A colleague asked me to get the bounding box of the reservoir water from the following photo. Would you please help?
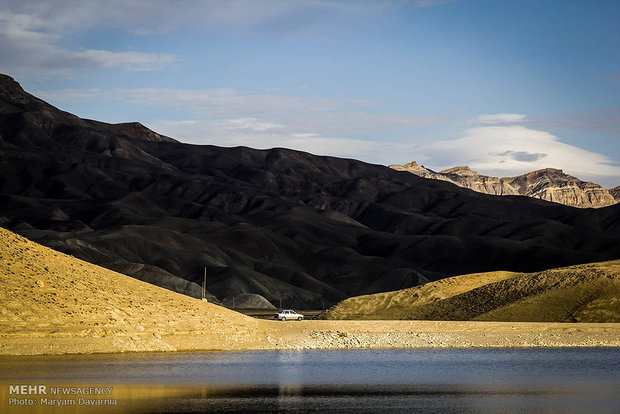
[2,347,619,413]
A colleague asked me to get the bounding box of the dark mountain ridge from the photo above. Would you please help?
[1,74,619,308]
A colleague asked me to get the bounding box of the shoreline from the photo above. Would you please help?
[2,320,619,356]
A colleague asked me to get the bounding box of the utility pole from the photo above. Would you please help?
[202,267,207,301]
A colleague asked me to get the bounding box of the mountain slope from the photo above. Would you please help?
[321,261,620,322]
[0,226,266,354]
[390,161,617,208]
[1,73,620,308]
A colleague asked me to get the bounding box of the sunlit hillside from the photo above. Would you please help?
[322,262,620,322]
[0,227,267,355]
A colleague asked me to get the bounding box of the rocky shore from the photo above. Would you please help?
[262,320,620,351]
[3,320,619,356]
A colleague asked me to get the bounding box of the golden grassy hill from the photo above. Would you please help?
[321,261,620,322]
[0,227,269,355]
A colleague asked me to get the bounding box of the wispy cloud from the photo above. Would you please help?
[0,0,363,76]
[0,9,173,75]
[37,87,445,134]
[1,0,368,44]
[0,0,412,77]
[475,113,527,124]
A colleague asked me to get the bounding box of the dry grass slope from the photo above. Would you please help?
[0,227,268,355]
[322,262,620,322]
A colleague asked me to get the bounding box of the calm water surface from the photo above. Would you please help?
[2,348,619,413]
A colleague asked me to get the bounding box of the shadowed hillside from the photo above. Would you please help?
[1,73,620,308]
[321,261,620,322]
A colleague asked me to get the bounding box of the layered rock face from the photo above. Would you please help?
[440,166,520,196]
[390,161,445,180]
[391,163,519,196]
[506,168,616,208]
[390,162,618,208]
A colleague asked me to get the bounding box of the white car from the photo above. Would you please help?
[274,309,304,321]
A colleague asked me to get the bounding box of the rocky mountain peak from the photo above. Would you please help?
[522,168,564,179]
[389,161,443,180]
[390,160,618,208]
[394,160,425,170]
[396,160,426,171]
[440,166,480,176]
[0,74,20,90]
[0,72,176,144]
[0,74,45,113]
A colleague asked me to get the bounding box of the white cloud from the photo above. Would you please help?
[0,0,388,77]
[0,9,173,75]
[475,113,527,124]
[418,125,620,185]
[292,133,320,138]
[0,0,367,44]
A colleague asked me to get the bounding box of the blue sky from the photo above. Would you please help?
[1,0,619,186]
